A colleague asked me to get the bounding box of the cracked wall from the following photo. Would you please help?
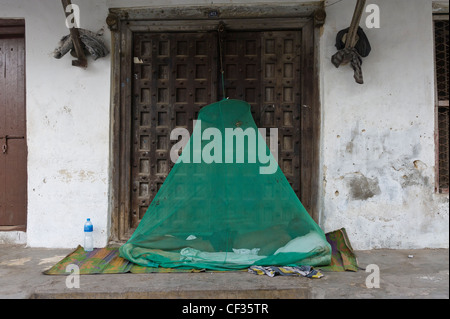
[319,0,449,249]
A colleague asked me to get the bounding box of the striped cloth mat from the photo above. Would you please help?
[43,245,201,275]
[44,228,358,275]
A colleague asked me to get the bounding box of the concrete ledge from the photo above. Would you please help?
[30,288,310,299]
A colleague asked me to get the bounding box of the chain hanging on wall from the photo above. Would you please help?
[217,21,227,100]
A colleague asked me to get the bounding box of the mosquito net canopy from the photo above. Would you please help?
[119,99,331,270]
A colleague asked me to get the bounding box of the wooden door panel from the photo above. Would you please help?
[128,29,303,234]
[130,32,218,230]
[1,139,27,225]
[222,31,302,197]
[0,32,27,228]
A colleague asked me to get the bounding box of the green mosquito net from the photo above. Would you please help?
[119,99,331,270]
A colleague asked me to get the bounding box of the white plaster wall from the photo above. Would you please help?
[320,0,449,249]
[0,0,448,249]
[0,0,111,248]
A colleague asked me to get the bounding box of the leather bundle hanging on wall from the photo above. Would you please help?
[334,26,371,58]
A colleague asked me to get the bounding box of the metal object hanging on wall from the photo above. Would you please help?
[331,0,370,84]
[0,135,25,155]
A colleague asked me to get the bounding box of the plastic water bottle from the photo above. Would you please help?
[84,218,93,252]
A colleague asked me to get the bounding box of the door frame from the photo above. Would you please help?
[107,4,325,242]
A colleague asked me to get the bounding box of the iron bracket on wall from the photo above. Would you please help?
[61,0,88,68]
[331,0,368,84]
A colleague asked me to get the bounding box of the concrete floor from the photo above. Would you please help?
[0,244,448,299]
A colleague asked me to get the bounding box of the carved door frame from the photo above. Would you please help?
[108,4,325,242]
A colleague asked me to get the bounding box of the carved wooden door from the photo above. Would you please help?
[129,30,302,234]
[221,31,302,197]
[130,32,218,230]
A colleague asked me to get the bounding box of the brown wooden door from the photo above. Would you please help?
[130,32,218,231]
[129,29,302,234]
[221,31,302,197]
[0,26,27,229]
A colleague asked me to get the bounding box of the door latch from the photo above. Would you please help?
[0,135,25,154]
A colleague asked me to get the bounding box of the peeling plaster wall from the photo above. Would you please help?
[0,0,111,248]
[320,0,449,249]
[0,0,448,249]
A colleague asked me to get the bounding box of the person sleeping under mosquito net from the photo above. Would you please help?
[121,217,331,268]
[135,217,327,256]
